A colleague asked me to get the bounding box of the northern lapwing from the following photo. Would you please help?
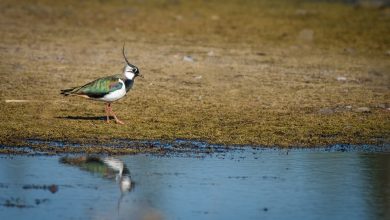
[60,156,132,193]
[61,45,142,124]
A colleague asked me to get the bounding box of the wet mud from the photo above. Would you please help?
[1,138,389,155]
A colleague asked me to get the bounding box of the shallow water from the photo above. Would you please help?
[0,148,389,220]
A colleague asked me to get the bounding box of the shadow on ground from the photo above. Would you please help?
[56,116,113,121]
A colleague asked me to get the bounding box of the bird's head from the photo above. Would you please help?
[122,45,143,80]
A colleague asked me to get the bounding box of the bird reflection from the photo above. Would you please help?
[59,156,132,211]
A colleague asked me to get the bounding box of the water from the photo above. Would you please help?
[0,148,389,220]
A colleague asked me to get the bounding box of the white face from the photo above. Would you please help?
[124,65,136,80]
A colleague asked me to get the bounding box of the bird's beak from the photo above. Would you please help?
[138,74,144,78]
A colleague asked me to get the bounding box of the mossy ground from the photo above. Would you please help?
[0,0,389,152]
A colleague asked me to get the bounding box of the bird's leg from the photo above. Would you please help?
[105,103,110,123]
[108,103,125,125]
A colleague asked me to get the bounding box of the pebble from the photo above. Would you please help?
[337,76,347,82]
[376,104,386,109]
[319,108,334,115]
[354,107,371,113]
[356,0,387,8]
[295,9,317,16]
[194,75,202,80]
[175,15,183,20]
[343,48,356,54]
[295,9,308,16]
[49,184,59,194]
[211,15,220,21]
[183,56,194,62]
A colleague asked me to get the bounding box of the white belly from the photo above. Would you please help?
[99,80,126,102]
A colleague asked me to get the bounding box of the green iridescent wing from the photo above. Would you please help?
[69,75,123,98]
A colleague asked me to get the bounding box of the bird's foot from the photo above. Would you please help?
[115,119,125,125]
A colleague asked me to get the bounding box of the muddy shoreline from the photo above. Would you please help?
[1,139,389,155]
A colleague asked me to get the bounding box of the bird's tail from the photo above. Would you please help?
[60,87,79,96]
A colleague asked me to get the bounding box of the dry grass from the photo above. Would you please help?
[0,0,389,149]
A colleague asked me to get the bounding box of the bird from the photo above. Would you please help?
[60,155,133,212]
[61,45,142,124]
[60,156,133,193]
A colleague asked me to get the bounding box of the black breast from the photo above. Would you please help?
[124,79,134,92]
